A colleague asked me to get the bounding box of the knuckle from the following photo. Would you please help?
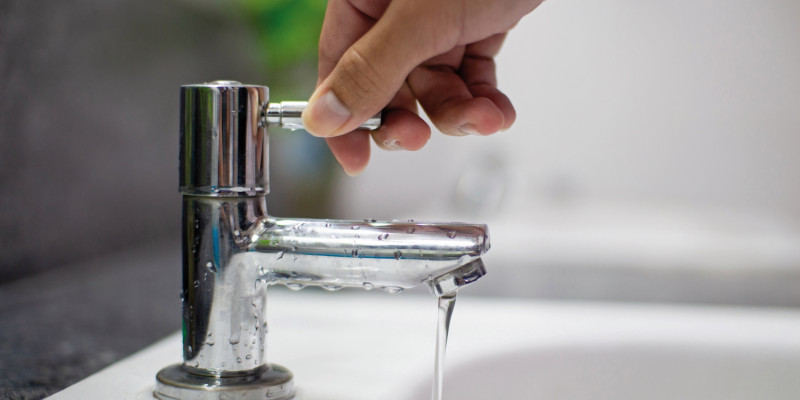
[334,47,386,108]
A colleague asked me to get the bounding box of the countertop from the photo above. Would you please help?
[0,242,181,399]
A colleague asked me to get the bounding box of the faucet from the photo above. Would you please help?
[155,81,490,400]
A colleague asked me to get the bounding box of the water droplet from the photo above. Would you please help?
[447,230,457,239]
[407,226,416,234]
[362,282,374,290]
[354,234,360,239]
[193,280,200,288]
[206,341,215,346]
[207,332,213,337]
[233,230,241,236]
[237,357,242,363]
[276,250,284,260]
[351,249,359,258]
[246,354,252,360]
[408,219,415,223]
[325,222,332,228]
[394,250,403,260]
[321,285,343,291]
[258,265,266,276]
[293,257,298,263]
[378,233,389,240]
[286,283,306,291]
[381,286,403,294]
[229,337,240,345]
[188,345,192,353]
[351,225,360,230]
[369,219,377,223]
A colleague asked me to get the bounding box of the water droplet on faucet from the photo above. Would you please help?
[362,282,374,290]
[229,337,240,345]
[407,226,416,234]
[276,250,284,260]
[351,225,360,230]
[321,285,343,291]
[394,250,403,260]
[447,230,457,239]
[193,280,200,288]
[381,286,403,294]
[378,233,389,240]
[286,283,306,291]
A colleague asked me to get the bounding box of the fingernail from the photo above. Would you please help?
[343,165,364,177]
[302,90,351,137]
[381,139,404,151]
[458,124,481,136]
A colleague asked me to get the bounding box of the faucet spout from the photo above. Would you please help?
[249,217,489,293]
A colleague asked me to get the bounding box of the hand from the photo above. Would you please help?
[301,0,543,176]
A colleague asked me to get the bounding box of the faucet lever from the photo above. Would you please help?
[266,101,381,131]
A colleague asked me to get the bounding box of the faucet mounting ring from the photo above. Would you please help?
[155,363,294,400]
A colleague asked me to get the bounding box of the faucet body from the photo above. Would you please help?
[155,82,489,400]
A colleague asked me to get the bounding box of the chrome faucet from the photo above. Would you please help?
[155,81,490,400]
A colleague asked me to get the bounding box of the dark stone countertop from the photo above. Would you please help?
[0,242,181,399]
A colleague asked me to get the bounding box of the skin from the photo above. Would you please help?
[302,0,545,175]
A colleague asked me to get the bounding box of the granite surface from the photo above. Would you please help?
[0,242,180,399]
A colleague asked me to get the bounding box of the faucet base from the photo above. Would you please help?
[155,363,294,400]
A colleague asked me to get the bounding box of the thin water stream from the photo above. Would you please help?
[433,292,457,400]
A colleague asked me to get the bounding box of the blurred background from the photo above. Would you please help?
[1,0,799,398]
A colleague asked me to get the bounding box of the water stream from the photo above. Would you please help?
[433,292,457,400]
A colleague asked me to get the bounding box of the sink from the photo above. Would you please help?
[47,290,800,400]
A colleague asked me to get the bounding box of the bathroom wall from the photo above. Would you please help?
[329,0,800,305]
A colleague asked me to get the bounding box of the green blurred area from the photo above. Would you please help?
[238,0,326,97]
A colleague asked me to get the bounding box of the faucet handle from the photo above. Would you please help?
[266,101,382,131]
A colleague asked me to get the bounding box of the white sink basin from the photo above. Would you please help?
[48,291,800,400]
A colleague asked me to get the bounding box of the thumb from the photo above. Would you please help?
[303,7,449,137]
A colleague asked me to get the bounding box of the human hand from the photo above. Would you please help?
[301,0,543,176]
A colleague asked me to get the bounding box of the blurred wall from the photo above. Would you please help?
[332,0,800,226]
[0,1,329,282]
[328,0,800,305]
